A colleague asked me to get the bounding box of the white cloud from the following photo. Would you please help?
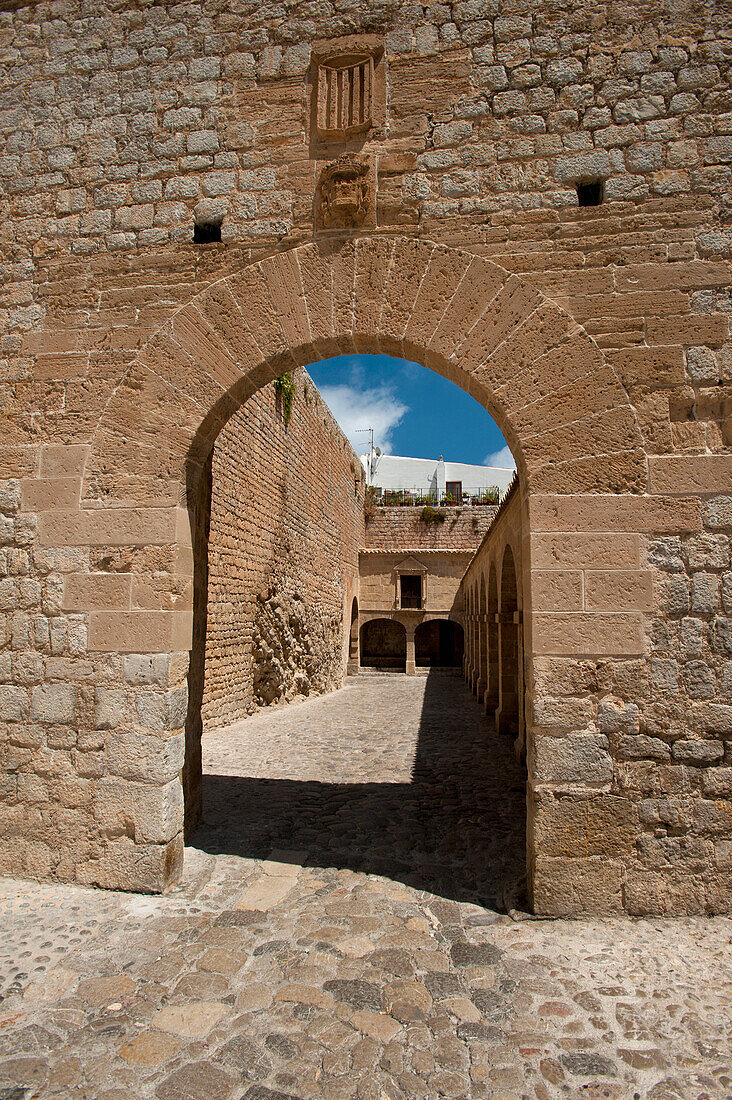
[484,444,516,471]
[317,383,408,455]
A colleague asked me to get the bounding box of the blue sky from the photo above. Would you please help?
[305,354,515,469]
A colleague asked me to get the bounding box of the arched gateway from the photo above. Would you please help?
[6,236,722,914]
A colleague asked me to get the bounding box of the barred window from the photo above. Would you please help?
[316,55,374,139]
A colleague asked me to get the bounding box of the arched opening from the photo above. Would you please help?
[359,618,407,671]
[415,620,464,668]
[497,545,520,738]
[478,575,487,700]
[348,596,359,673]
[77,237,647,911]
[486,563,499,716]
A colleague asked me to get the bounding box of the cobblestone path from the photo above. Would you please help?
[1,671,731,1100]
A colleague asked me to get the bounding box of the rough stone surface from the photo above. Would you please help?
[0,674,730,1100]
[204,372,362,726]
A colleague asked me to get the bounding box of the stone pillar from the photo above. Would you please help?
[405,628,416,676]
[496,611,519,736]
[475,614,486,698]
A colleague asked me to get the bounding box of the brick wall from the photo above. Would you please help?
[202,371,363,729]
[365,506,498,550]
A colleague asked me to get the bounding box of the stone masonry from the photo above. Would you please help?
[0,0,731,913]
[203,370,363,728]
[365,507,498,552]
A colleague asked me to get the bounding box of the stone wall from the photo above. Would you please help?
[203,371,363,729]
[359,551,473,613]
[0,0,730,908]
[460,481,526,746]
[365,506,498,550]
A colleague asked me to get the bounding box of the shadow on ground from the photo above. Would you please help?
[194,670,527,909]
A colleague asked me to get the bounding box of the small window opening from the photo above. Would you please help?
[194,220,222,243]
[400,574,422,610]
[576,180,604,207]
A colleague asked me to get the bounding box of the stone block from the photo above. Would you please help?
[133,685,188,731]
[0,684,30,721]
[598,699,639,734]
[105,730,185,783]
[39,506,184,548]
[95,687,127,730]
[712,617,732,656]
[40,444,89,479]
[649,455,732,496]
[532,696,594,731]
[659,574,690,616]
[680,616,705,656]
[584,570,653,612]
[29,683,78,724]
[617,734,671,761]
[682,660,716,699]
[533,734,613,787]
[532,856,624,916]
[534,793,637,858]
[21,478,81,512]
[651,657,679,692]
[88,611,193,653]
[533,613,644,656]
[672,738,724,764]
[95,777,183,844]
[531,495,702,534]
[75,833,183,892]
[690,572,719,615]
[530,570,582,611]
[123,654,171,686]
[531,533,640,570]
[624,869,706,916]
[705,497,732,530]
[63,572,132,612]
[697,702,732,734]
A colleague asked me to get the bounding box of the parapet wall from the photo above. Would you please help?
[365,506,498,551]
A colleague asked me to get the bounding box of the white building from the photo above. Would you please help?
[359,452,515,502]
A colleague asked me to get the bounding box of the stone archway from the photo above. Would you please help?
[23,236,651,905]
[360,618,407,671]
[347,597,359,674]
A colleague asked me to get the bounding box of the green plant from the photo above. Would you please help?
[421,505,446,525]
[364,485,378,520]
[273,371,295,426]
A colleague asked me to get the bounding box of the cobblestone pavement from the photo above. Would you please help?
[1,671,731,1100]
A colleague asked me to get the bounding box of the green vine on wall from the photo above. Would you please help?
[273,371,295,426]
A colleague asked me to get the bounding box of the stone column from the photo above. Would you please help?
[405,627,416,676]
[475,614,486,698]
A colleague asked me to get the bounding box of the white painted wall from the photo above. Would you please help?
[359,453,515,496]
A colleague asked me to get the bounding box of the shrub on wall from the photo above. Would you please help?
[273,371,295,425]
[421,505,446,525]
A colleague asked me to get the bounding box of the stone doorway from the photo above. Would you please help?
[9,237,689,916]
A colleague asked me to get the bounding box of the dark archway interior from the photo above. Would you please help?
[487,564,499,714]
[498,546,519,737]
[349,597,359,661]
[360,618,407,670]
[415,620,464,667]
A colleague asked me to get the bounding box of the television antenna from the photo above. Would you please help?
[354,427,381,485]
